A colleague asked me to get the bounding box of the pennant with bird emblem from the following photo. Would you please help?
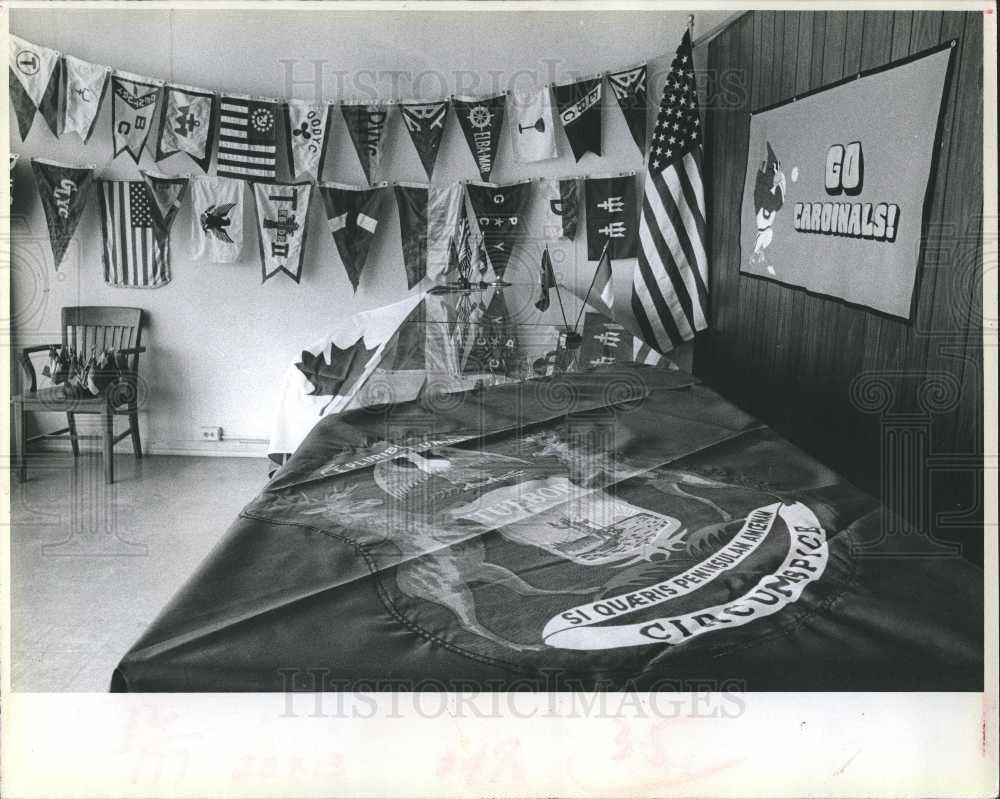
[190,176,244,263]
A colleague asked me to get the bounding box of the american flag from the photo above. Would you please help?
[217,97,278,181]
[630,29,708,352]
[99,180,171,287]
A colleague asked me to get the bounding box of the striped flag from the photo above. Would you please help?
[593,244,614,310]
[630,29,708,353]
[217,96,278,182]
[99,180,173,288]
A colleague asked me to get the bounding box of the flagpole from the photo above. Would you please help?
[573,238,611,332]
[688,14,695,38]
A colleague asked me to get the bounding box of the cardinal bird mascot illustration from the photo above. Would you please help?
[752,141,787,268]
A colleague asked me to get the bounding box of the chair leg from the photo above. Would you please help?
[101,404,114,484]
[67,412,81,457]
[129,410,142,458]
[13,401,27,482]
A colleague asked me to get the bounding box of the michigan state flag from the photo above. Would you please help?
[554,77,603,161]
[394,182,429,289]
[584,175,637,260]
[453,94,506,181]
[9,35,64,139]
[607,64,648,153]
[189,176,244,263]
[31,158,95,270]
[399,100,449,179]
[111,71,163,162]
[63,55,110,143]
[252,182,314,283]
[285,100,332,181]
[465,180,532,280]
[156,83,218,172]
[318,182,386,292]
[342,104,389,185]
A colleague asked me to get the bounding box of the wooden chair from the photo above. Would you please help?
[11,307,146,484]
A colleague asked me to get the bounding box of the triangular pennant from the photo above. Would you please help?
[510,87,557,163]
[140,170,189,230]
[535,246,557,312]
[341,104,389,185]
[9,36,62,139]
[98,179,174,288]
[156,84,218,172]
[393,183,429,289]
[399,100,449,179]
[63,55,111,143]
[284,100,332,181]
[30,158,95,269]
[111,72,162,162]
[465,180,532,280]
[251,182,313,283]
[453,94,506,181]
[427,182,465,281]
[189,176,244,263]
[217,96,279,182]
[553,77,603,161]
[607,63,648,153]
[317,181,386,292]
[584,175,637,260]
[542,177,581,240]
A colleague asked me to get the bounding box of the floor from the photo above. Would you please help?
[9,451,268,691]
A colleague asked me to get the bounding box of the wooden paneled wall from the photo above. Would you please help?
[695,11,984,562]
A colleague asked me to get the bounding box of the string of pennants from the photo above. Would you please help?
[11,33,648,289]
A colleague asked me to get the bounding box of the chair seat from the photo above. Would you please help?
[13,385,125,412]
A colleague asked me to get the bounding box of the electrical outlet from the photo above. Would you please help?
[200,426,223,442]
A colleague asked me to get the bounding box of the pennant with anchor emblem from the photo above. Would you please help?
[251,181,314,283]
[607,63,648,153]
[453,94,506,181]
[465,180,532,280]
[510,86,557,164]
[584,175,637,260]
[111,71,163,162]
[63,55,111,143]
[30,158,96,270]
[284,100,333,181]
[189,176,245,263]
[9,35,64,139]
[155,83,218,172]
[554,77,603,161]
[399,100,450,179]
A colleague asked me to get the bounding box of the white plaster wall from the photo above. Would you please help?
[8,8,726,454]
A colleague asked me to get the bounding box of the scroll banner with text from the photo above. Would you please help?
[739,43,954,319]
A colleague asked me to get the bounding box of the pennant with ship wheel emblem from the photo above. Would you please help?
[189,176,245,263]
[453,94,506,181]
[9,35,64,139]
[606,63,648,153]
[341,104,390,185]
[285,100,333,181]
[251,181,314,283]
[399,100,449,179]
[111,71,163,162]
[155,83,218,172]
[318,181,387,292]
[63,55,111,143]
